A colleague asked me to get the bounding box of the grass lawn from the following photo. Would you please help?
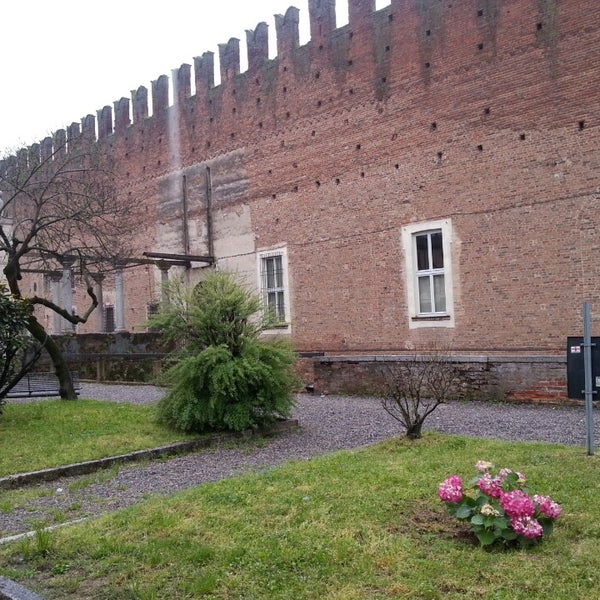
[0,433,598,599]
[0,399,197,476]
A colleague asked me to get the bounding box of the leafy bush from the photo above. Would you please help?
[152,271,298,433]
[0,282,41,410]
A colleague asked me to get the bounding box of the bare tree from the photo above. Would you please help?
[0,136,137,398]
[380,349,470,439]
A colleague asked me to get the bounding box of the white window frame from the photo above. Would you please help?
[257,246,291,332]
[402,219,455,329]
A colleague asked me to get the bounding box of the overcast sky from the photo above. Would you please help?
[0,1,385,153]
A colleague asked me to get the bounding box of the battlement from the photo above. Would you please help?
[4,0,572,168]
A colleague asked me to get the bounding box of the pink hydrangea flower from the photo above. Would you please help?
[438,475,463,503]
[477,473,503,499]
[510,516,544,539]
[533,495,562,519]
[500,489,535,518]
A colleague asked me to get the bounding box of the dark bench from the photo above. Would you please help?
[5,372,81,398]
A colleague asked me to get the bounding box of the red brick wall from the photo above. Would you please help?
[12,1,600,402]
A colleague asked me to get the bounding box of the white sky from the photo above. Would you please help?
[1,1,386,153]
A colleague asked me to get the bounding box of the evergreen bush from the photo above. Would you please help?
[151,271,298,433]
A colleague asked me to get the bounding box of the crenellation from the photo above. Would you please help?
[97,105,113,140]
[28,143,40,168]
[131,86,149,123]
[40,137,53,162]
[349,0,376,27]
[53,129,67,158]
[275,7,301,59]
[81,114,96,141]
[246,23,269,72]
[309,0,337,58]
[219,38,241,82]
[113,97,131,134]
[173,64,191,105]
[194,52,215,95]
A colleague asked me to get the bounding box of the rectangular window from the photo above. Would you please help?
[258,248,290,329]
[415,230,446,314]
[402,219,455,328]
[104,305,115,333]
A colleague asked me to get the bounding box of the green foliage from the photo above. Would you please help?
[154,271,298,433]
[0,282,40,409]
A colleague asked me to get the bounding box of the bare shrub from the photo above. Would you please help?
[380,350,470,439]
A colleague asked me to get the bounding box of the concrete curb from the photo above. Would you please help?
[0,419,299,491]
[0,577,45,600]
[0,419,299,599]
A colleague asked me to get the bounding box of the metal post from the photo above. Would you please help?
[582,302,595,456]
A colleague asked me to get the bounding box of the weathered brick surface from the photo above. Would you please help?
[11,1,600,401]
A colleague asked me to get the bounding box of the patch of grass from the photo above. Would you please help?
[1,433,598,599]
[0,400,197,476]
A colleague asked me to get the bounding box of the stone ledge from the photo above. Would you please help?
[316,354,565,365]
[0,419,299,492]
[0,577,45,600]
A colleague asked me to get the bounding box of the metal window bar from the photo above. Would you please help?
[261,255,285,323]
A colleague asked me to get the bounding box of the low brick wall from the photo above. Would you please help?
[313,354,569,404]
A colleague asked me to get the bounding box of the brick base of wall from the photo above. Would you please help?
[312,354,571,405]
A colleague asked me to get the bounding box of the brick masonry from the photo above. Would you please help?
[5,0,600,402]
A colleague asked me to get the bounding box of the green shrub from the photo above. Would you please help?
[152,271,298,433]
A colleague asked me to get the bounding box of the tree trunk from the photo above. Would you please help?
[27,316,76,400]
[405,421,423,440]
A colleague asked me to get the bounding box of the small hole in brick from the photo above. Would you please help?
[293,163,298,168]
[126,171,130,177]
[192,124,196,130]
[348,59,353,66]
[256,98,261,104]
[283,86,287,93]
[579,120,586,130]
[389,14,393,22]
[286,112,291,118]
[477,8,484,16]
[232,89,236,95]
[391,133,398,140]
[316,181,321,187]
[230,133,235,139]
[319,44,323,51]
[349,31,354,39]
[484,107,491,115]
[272,194,276,199]
[349,89,354,95]
[335,178,341,184]
[210,117,214,123]
[143,166,146,172]
[311,130,316,136]
[431,122,437,131]
[158,160,161,166]
[477,43,484,50]
[283,66,288,72]
[537,22,543,31]
[395,164,400,169]
[477,144,483,151]
[426,29,431,36]
[437,151,443,159]
[206,141,211,148]
[382,77,387,83]
[209,99,213,105]
[385,45,390,52]
[520,133,526,140]
[259,122,263,129]
[315,71,320,79]
[255,78,260,85]
[361,171,365,178]
[293,186,298,192]
[232,107,236,114]
[356,144,361,150]
[268,169,273,174]
[317,100,322,107]
[191,147,195,153]
[344,118,349,124]
[125,152,129,158]
[425,62,431,68]
[280,140,285,148]
[158,137,162,144]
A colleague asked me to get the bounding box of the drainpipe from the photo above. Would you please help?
[206,167,215,261]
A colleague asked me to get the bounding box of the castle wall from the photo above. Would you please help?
[8,0,600,400]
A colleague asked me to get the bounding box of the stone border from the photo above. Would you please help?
[0,577,45,600]
[0,420,299,491]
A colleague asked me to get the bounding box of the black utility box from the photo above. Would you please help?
[567,336,600,399]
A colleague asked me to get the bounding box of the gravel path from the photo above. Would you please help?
[0,384,597,540]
